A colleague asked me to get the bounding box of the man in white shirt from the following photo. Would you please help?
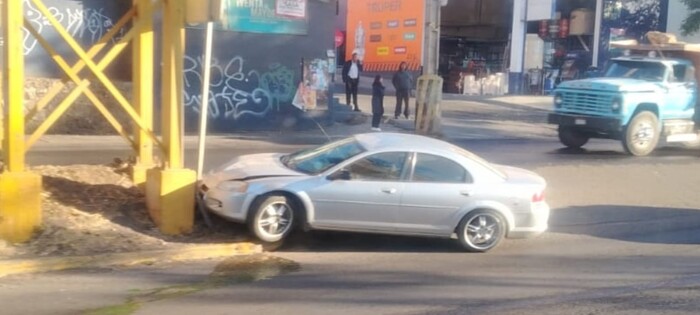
[342,53,363,111]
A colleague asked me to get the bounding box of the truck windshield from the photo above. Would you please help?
[605,60,667,81]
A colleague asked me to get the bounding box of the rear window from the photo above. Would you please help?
[450,147,506,179]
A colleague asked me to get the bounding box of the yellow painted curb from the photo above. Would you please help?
[0,242,262,278]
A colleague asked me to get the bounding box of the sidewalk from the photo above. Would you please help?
[30,94,554,150]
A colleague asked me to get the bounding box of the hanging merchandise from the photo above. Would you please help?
[548,20,560,38]
[539,20,549,39]
[559,18,569,38]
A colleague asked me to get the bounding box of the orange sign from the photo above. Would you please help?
[346,0,424,72]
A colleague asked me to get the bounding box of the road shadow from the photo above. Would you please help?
[550,205,700,245]
[276,230,464,253]
[548,144,700,160]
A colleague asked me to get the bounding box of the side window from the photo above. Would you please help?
[346,152,407,181]
[672,65,687,82]
[412,153,471,183]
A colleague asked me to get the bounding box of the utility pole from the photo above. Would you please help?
[423,0,444,75]
[508,0,528,94]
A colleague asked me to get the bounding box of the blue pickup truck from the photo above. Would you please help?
[548,54,699,156]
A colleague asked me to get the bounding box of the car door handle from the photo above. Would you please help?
[460,190,473,196]
[381,188,397,194]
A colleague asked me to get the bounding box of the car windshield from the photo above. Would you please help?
[604,60,667,81]
[281,137,366,175]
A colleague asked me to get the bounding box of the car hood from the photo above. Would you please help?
[494,164,546,186]
[205,153,304,183]
[558,78,662,92]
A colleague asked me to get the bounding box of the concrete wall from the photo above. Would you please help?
[183,0,336,132]
[19,0,132,80]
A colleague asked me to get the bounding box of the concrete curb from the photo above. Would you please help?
[0,242,262,278]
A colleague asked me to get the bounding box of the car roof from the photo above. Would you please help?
[354,132,458,152]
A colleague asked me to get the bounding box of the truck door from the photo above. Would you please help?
[665,64,696,120]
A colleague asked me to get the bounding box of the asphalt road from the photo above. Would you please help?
[5,137,700,315]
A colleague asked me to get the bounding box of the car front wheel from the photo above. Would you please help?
[457,210,506,253]
[248,195,296,244]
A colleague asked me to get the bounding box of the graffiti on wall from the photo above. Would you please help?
[183,54,296,121]
[22,0,126,55]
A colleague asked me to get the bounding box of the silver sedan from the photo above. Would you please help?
[199,133,549,252]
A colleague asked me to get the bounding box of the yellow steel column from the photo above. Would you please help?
[0,0,42,243]
[146,0,196,235]
[132,0,155,190]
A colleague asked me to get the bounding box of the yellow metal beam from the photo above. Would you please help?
[2,0,26,172]
[22,21,138,151]
[28,0,164,153]
[24,6,137,123]
[161,0,186,169]
[145,0,196,236]
[1,0,41,244]
[132,0,156,188]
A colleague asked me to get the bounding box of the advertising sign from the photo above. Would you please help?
[346,0,424,71]
[527,0,556,21]
[276,0,307,18]
[189,0,308,35]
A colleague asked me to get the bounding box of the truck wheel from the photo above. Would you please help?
[622,111,660,156]
[558,126,589,148]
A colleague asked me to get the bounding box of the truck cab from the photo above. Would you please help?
[548,55,699,156]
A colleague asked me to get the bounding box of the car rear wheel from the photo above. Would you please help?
[558,126,589,148]
[622,111,660,156]
[457,210,506,253]
[248,195,296,244]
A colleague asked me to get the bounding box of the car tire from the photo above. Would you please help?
[248,194,297,244]
[558,126,589,148]
[457,210,506,253]
[622,111,660,156]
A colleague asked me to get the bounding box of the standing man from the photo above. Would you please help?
[342,52,362,112]
[392,62,413,119]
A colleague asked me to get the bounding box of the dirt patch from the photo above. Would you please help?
[23,77,134,135]
[0,164,248,260]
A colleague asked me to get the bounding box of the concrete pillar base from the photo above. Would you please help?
[145,168,197,235]
[0,172,42,243]
[132,163,155,192]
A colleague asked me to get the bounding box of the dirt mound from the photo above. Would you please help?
[1,164,247,259]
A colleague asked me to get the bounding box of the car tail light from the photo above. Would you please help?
[532,191,545,203]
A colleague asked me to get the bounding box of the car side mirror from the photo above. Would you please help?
[327,169,351,181]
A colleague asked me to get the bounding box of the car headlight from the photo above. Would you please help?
[554,94,564,108]
[611,97,623,112]
[216,181,249,192]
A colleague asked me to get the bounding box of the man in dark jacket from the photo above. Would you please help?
[392,62,413,119]
[342,53,363,111]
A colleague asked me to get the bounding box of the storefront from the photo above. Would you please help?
[515,0,669,95]
[438,0,512,94]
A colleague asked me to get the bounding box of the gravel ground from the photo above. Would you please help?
[0,164,248,259]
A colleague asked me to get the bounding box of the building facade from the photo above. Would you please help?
[509,0,672,94]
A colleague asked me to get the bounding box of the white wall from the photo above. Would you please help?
[667,0,700,43]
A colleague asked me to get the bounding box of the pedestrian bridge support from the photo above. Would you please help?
[1,0,196,243]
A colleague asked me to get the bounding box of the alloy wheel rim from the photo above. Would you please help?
[465,214,501,250]
[258,202,292,237]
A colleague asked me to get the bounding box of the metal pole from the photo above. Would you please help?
[521,0,529,94]
[196,22,215,179]
[592,0,603,67]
